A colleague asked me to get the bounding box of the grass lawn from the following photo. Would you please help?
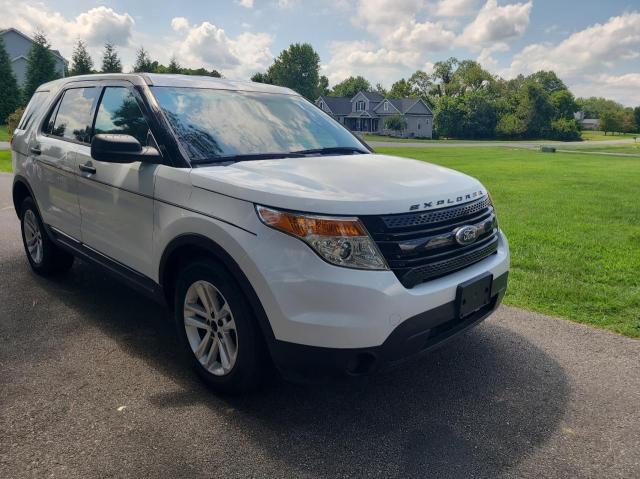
[0,150,11,173]
[377,146,640,338]
[581,130,639,142]
[562,144,640,155]
[0,125,10,142]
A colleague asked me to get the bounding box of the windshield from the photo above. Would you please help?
[150,87,367,162]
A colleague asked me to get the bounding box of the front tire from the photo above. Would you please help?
[174,259,267,394]
[20,197,74,276]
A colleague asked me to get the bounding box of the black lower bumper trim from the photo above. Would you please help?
[270,272,508,383]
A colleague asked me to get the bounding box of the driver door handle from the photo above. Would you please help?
[79,163,96,174]
[29,146,42,155]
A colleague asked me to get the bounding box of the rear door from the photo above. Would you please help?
[31,85,99,240]
[75,81,158,278]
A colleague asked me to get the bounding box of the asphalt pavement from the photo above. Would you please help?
[1,172,639,478]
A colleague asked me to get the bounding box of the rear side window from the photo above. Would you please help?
[94,87,150,146]
[17,91,49,130]
[49,87,98,143]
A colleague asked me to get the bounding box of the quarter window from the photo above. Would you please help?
[18,91,49,130]
[50,88,98,143]
[94,87,150,146]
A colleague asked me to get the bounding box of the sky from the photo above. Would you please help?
[1,0,639,106]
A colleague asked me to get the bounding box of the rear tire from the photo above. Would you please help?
[20,197,74,276]
[174,259,268,394]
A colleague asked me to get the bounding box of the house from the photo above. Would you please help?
[0,28,67,86]
[574,111,599,130]
[315,91,434,138]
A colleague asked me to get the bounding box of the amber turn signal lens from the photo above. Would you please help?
[256,206,367,238]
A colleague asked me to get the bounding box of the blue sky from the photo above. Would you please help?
[2,0,639,105]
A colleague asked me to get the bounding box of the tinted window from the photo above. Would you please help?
[51,88,98,143]
[151,87,365,162]
[18,91,49,130]
[94,87,150,145]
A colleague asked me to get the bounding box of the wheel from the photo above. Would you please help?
[174,259,267,394]
[20,197,74,276]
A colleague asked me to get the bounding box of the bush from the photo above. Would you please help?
[6,106,25,138]
[384,114,407,132]
[550,118,581,141]
[496,113,526,139]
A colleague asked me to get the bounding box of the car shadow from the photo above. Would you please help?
[8,258,570,478]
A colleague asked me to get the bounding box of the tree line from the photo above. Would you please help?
[2,33,639,140]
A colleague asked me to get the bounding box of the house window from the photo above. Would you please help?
[418,122,421,130]
[319,100,325,110]
[356,100,365,112]
[384,102,389,111]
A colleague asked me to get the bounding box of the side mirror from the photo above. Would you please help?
[91,134,161,164]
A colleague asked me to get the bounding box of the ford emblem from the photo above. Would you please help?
[454,225,478,245]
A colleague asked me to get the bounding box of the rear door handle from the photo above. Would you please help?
[29,146,41,155]
[79,163,96,174]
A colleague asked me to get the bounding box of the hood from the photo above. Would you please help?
[190,154,486,215]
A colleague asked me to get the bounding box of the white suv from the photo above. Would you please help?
[11,74,509,393]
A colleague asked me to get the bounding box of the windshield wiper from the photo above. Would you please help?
[292,146,369,156]
[194,152,308,164]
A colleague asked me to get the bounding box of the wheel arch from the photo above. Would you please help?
[159,234,276,343]
[12,175,38,219]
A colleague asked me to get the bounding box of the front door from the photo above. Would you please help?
[76,83,158,278]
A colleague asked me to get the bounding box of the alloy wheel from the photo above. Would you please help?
[23,210,43,265]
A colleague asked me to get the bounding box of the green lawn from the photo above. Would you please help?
[581,130,639,142]
[0,150,11,172]
[562,144,640,156]
[0,125,10,142]
[377,146,640,338]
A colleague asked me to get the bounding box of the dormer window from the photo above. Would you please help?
[319,100,325,110]
[356,100,365,112]
[383,101,389,111]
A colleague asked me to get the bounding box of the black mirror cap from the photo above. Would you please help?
[91,134,161,164]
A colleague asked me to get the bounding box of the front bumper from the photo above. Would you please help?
[270,272,508,382]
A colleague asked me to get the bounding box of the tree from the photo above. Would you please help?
[515,81,555,138]
[408,70,433,101]
[388,78,415,99]
[529,71,567,93]
[550,118,581,141]
[317,75,330,96]
[23,32,60,104]
[461,91,497,139]
[599,110,623,135]
[0,36,20,123]
[267,43,321,99]
[167,56,181,74]
[101,42,122,73]
[550,90,578,120]
[452,60,493,94]
[434,95,464,138]
[621,111,636,134]
[133,47,154,73]
[635,107,640,133]
[384,115,407,134]
[251,72,272,84]
[69,40,94,76]
[496,113,526,139]
[374,83,388,97]
[331,76,371,98]
[431,57,458,97]
[576,97,624,119]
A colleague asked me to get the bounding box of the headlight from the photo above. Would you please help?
[256,205,389,271]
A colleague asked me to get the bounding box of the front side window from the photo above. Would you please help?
[151,87,366,162]
[50,88,98,143]
[94,87,150,146]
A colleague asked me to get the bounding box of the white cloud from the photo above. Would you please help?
[505,12,640,78]
[174,22,273,78]
[171,17,190,32]
[237,0,254,8]
[0,3,135,48]
[277,0,296,8]
[571,73,640,106]
[434,0,480,17]
[322,40,422,84]
[458,0,532,50]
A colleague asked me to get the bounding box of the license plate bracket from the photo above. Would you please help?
[456,273,493,319]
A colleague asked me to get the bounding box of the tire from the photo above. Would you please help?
[174,259,268,394]
[20,197,74,276]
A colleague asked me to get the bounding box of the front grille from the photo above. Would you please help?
[360,196,499,288]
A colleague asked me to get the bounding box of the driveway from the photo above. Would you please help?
[367,138,637,149]
[0,173,638,478]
